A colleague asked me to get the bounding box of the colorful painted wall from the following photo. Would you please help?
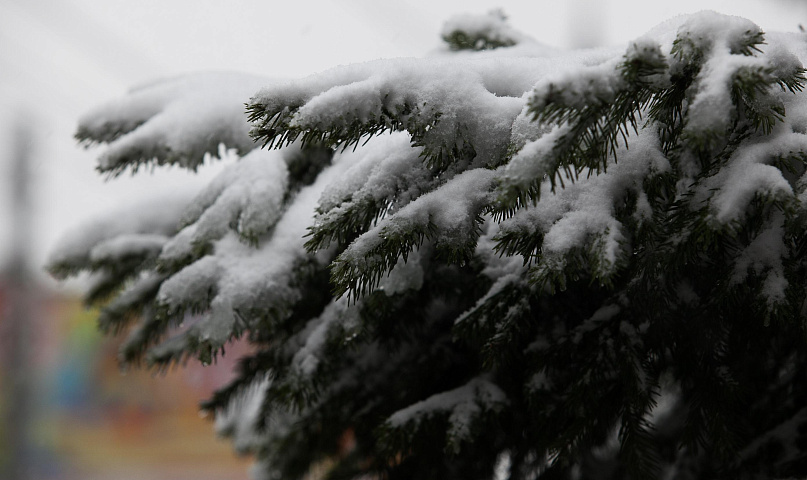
[0,285,253,480]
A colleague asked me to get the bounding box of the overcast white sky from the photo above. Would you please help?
[0,0,805,285]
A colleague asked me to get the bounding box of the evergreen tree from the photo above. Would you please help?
[49,10,807,480]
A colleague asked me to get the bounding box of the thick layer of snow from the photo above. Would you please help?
[178,147,289,244]
[250,53,613,168]
[88,233,169,265]
[154,151,356,353]
[337,167,498,271]
[698,131,807,224]
[500,126,670,274]
[78,72,271,173]
[311,132,430,248]
[48,192,192,274]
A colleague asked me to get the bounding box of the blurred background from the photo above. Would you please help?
[0,0,805,478]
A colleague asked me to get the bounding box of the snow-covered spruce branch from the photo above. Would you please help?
[50,10,807,480]
[76,72,271,175]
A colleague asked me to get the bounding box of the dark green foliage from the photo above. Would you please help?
[53,11,807,480]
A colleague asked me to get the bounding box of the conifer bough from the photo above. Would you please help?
[50,10,807,480]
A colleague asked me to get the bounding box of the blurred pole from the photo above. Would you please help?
[2,116,35,480]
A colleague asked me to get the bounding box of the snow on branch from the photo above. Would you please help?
[382,376,508,455]
[47,192,192,278]
[330,167,498,300]
[54,10,807,480]
[247,55,587,171]
[77,72,271,175]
